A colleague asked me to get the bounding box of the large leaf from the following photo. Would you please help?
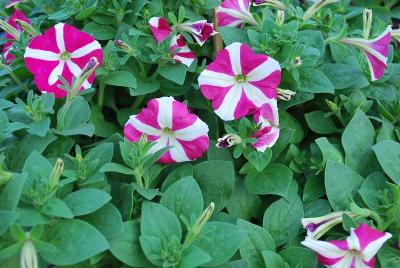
[298,68,334,93]
[63,189,111,216]
[0,173,26,211]
[372,140,400,185]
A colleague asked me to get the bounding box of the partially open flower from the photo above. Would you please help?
[276,10,285,26]
[341,26,392,81]
[24,23,103,98]
[252,102,280,151]
[6,0,21,8]
[170,34,196,67]
[216,133,243,148]
[302,223,392,268]
[277,88,296,101]
[177,20,217,46]
[198,42,281,121]
[124,97,209,164]
[216,0,258,28]
[302,212,355,239]
[149,17,172,44]
[20,240,38,268]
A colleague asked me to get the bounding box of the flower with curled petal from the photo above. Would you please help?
[149,17,172,44]
[124,97,209,164]
[302,223,392,268]
[177,20,217,46]
[198,42,281,121]
[252,102,279,151]
[170,34,196,67]
[24,23,103,98]
[216,0,258,28]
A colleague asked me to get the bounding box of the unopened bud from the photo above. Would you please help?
[114,39,133,54]
[291,56,302,67]
[71,57,99,97]
[276,10,285,27]
[392,29,400,43]
[277,88,296,101]
[20,240,38,268]
[50,158,64,190]
[325,99,339,113]
[253,0,286,10]
[363,9,372,39]
[0,19,20,40]
[195,202,215,230]
[216,134,243,148]
[15,19,40,37]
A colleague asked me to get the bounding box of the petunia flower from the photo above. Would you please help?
[6,0,21,8]
[253,0,286,10]
[252,102,280,151]
[216,133,243,148]
[216,0,258,28]
[198,42,281,121]
[176,20,217,46]
[24,23,103,98]
[124,96,209,164]
[303,0,338,20]
[341,26,392,81]
[149,17,172,44]
[302,223,392,268]
[1,9,30,64]
[302,212,356,240]
[170,34,196,67]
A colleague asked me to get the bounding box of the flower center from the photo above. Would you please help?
[162,127,173,136]
[59,51,71,61]
[234,74,247,83]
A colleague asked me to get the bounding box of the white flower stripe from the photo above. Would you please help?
[174,118,209,141]
[128,116,162,136]
[226,42,242,74]
[361,233,392,261]
[24,47,59,61]
[247,57,281,82]
[215,84,242,120]
[173,55,194,67]
[301,237,348,259]
[54,23,66,51]
[198,69,235,87]
[71,40,101,58]
[148,135,169,155]
[169,138,191,162]
[242,82,270,107]
[48,61,64,85]
[156,97,174,128]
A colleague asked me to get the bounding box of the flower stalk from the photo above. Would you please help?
[303,0,338,20]
[183,202,215,248]
[0,19,20,40]
[15,19,40,36]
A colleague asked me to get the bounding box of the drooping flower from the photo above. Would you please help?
[177,20,217,46]
[170,34,196,67]
[216,133,243,148]
[302,212,356,240]
[252,102,280,151]
[216,0,258,28]
[24,23,103,98]
[302,223,392,268]
[124,97,209,164]
[2,9,30,64]
[149,17,172,43]
[198,42,281,121]
[341,26,392,81]
[6,0,21,8]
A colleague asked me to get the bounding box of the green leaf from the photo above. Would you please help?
[305,111,341,134]
[83,22,116,40]
[159,64,187,85]
[325,161,364,211]
[245,163,292,198]
[193,160,235,211]
[372,140,400,184]
[27,118,50,137]
[298,68,334,93]
[109,221,149,267]
[40,198,74,219]
[41,219,108,265]
[194,222,246,267]
[0,173,26,211]
[160,176,203,223]
[100,162,134,174]
[130,78,160,96]
[104,71,137,88]
[219,27,250,45]
[359,172,387,209]
[263,194,304,246]
[0,210,19,235]
[342,110,376,176]
[63,189,111,216]
[243,148,272,172]
[280,247,317,268]
[321,63,368,89]
[139,235,163,265]
[140,201,182,240]
[315,137,343,164]
[238,219,275,268]
[261,250,287,268]
[178,246,211,268]
[80,203,123,239]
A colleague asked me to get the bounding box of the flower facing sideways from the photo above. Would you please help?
[302,212,355,239]
[124,97,209,164]
[198,42,281,121]
[24,23,103,98]
[177,20,217,46]
[149,17,172,44]
[216,0,258,28]
[170,34,196,67]
[302,223,392,268]
[252,102,280,151]
[341,26,392,81]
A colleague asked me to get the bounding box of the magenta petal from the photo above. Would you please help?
[365,52,387,81]
[149,17,172,43]
[176,136,209,160]
[353,224,388,252]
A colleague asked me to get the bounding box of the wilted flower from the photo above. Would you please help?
[341,26,392,81]
[198,42,281,121]
[1,10,30,64]
[24,23,103,98]
[149,17,172,43]
[216,0,258,28]
[253,0,286,10]
[302,223,392,268]
[170,34,196,67]
[252,102,280,151]
[177,20,217,46]
[303,0,338,20]
[302,212,355,239]
[216,133,243,148]
[277,88,296,101]
[20,240,38,268]
[124,97,209,164]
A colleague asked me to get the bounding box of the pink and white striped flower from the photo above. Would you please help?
[177,20,217,46]
[2,9,30,64]
[252,102,280,151]
[149,17,172,44]
[302,223,392,268]
[24,23,102,98]
[216,0,258,28]
[124,97,209,164]
[6,0,21,8]
[341,26,392,81]
[198,42,281,121]
[170,34,196,67]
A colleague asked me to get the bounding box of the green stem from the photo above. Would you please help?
[97,80,106,108]
[134,168,144,188]
[135,57,147,79]
[1,63,29,93]
[57,98,71,130]
[132,95,144,109]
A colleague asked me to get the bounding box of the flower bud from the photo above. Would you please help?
[363,9,372,39]
[114,39,134,54]
[276,10,285,27]
[184,202,215,246]
[216,134,243,148]
[277,88,296,101]
[253,0,286,10]
[0,19,20,40]
[20,240,38,268]
[15,19,40,37]
[71,57,99,96]
[291,56,302,67]
[303,0,338,20]
[325,99,339,113]
[50,158,64,190]
[393,29,400,42]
